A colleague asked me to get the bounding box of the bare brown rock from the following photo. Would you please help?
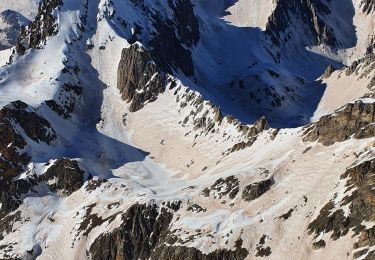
[0,101,56,178]
[117,44,166,112]
[242,178,274,202]
[308,156,375,257]
[41,159,86,195]
[16,0,62,54]
[321,64,335,79]
[304,100,375,145]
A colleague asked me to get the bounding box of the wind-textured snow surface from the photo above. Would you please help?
[0,0,374,259]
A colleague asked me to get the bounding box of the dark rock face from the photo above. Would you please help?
[76,203,119,239]
[0,118,29,178]
[41,159,86,195]
[117,44,166,112]
[278,207,295,221]
[149,0,199,77]
[16,0,62,54]
[361,0,375,14]
[312,240,326,250]
[90,202,248,260]
[230,140,256,153]
[202,175,239,199]
[346,54,375,77]
[0,101,56,178]
[230,116,269,153]
[151,239,248,260]
[255,235,272,257]
[0,99,58,214]
[0,159,85,250]
[115,0,199,112]
[242,178,274,202]
[1,101,56,144]
[303,101,375,145]
[266,0,336,48]
[0,178,35,219]
[0,158,85,220]
[46,83,82,119]
[345,53,375,90]
[308,157,375,258]
[85,178,108,192]
[89,203,176,260]
[0,211,21,241]
[187,203,206,213]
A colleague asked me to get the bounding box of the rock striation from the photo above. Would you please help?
[266,0,336,48]
[308,155,375,259]
[0,101,56,178]
[117,44,166,112]
[89,202,249,260]
[303,100,375,145]
[16,0,62,54]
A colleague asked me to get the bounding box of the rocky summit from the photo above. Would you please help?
[0,0,374,259]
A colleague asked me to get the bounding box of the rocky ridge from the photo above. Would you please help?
[303,100,375,145]
[0,0,375,259]
[0,100,56,178]
[15,0,62,54]
[308,150,375,259]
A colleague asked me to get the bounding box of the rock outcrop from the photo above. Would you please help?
[303,100,375,145]
[16,0,62,54]
[242,178,274,202]
[41,159,86,195]
[308,155,375,258]
[230,116,269,153]
[0,101,56,178]
[202,175,239,200]
[89,202,248,260]
[151,239,248,260]
[266,0,336,47]
[0,178,35,219]
[115,0,200,113]
[149,0,199,77]
[117,44,166,112]
[0,158,85,220]
[321,64,335,79]
[361,0,375,14]
[89,203,177,260]
[0,10,28,50]
[1,101,56,144]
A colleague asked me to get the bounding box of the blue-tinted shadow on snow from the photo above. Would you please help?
[107,0,357,129]
[178,0,358,128]
[30,0,150,178]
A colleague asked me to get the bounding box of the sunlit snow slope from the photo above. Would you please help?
[0,0,374,259]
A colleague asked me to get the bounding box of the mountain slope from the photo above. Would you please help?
[0,0,374,259]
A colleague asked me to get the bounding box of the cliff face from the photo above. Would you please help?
[117,44,166,112]
[308,154,375,259]
[362,0,375,13]
[15,0,62,54]
[266,0,336,47]
[116,0,199,112]
[0,101,56,178]
[303,101,375,145]
[1,0,375,259]
[148,0,199,77]
[89,202,249,260]
[0,10,29,50]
